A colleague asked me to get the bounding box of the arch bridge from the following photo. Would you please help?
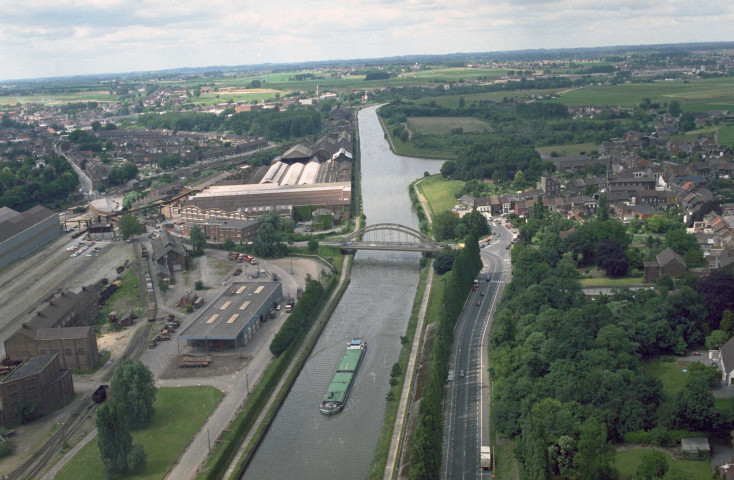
[330,223,445,252]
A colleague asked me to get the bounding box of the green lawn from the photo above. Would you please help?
[56,386,223,480]
[416,175,464,219]
[578,276,645,287]
[642,359,692,397]
[406,116,492,135]
[615,448,710,480]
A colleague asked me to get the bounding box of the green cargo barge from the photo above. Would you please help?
[320,339,367,414]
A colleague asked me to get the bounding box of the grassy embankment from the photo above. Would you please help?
[368,264,431,479]
[56,386,223,480]
[415,175,465,221]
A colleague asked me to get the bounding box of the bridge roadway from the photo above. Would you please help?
[319,240,445,252]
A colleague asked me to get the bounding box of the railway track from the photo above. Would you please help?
[5,246,156,480]
[0,245,110,339]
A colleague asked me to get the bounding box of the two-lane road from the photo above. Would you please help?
[442,220,512,479]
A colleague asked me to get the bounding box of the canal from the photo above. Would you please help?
[243,105,443,479]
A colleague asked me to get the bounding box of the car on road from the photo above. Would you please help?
[459,369,465,378]
[476,300,481,306]
[480,291,485,296]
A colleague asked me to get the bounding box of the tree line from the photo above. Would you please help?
[409,233,482,479]
[135,106,322,140]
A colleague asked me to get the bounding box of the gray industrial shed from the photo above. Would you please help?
[178,281,282,351]
[0,205,60,270]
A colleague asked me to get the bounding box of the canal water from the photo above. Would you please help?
[243,105,443,479]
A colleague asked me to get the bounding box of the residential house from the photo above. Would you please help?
[644,247,687,283]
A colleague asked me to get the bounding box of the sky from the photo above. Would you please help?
[1,0,733,81]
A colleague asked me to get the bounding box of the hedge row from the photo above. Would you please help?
[269,279,326,356]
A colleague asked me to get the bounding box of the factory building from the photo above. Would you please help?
[178,129,353,223]
[0,353,74,427]
[178,281,282,351]
[0,205,61,270]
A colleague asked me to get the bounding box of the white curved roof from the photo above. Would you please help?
[280,162,305,185]
[298,161,320,185]
[260,161,288,184]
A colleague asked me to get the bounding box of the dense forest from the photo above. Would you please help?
[0,154,80,211]
[490,211,734,479]
[135,106,322,140]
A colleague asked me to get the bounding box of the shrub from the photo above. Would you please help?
[195,280,205,290]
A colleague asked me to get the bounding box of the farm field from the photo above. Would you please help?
[0,91,118,106]
[615,448,710,480]
[407,116,492,135]
[548,77,734,112]
[415,88,562,107]
[56,386,223,480]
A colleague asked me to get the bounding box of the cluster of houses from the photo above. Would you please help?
[464,129,734,271]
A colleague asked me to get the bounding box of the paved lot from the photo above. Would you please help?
[0,233,135,358]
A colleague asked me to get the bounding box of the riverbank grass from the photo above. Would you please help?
[369,264,431,479]
[56,386,223,480]
[416,175,464,220]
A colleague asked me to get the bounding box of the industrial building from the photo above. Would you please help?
[151,230,187,279]
[181,218,259,244]
[0,205,61,270]
[0,353,74,427]
[4,285,100,369]
[183,182,352,218]
[179,129,353,222]
[178,281,282,351]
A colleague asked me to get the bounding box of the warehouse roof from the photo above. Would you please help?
[179,281,280,341]
[2,353,57,382]
[0,205,57,244]
[35,326,93,341]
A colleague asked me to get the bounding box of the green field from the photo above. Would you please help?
[642,359,692,397]
[56,386,223,480]
[717,123,734,148]
[415,88,562,108]
[615,448,710,480]
[416,175,464,219]
[0,91,118,106]
[535,142,599,156]
[407,116,492,135]
[549,78,734,112]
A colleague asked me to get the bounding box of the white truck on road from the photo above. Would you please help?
[481,446,492,470]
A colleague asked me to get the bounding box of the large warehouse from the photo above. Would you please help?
[0,205,61,270]
[179,129,353,221]
[178,281,282,351]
